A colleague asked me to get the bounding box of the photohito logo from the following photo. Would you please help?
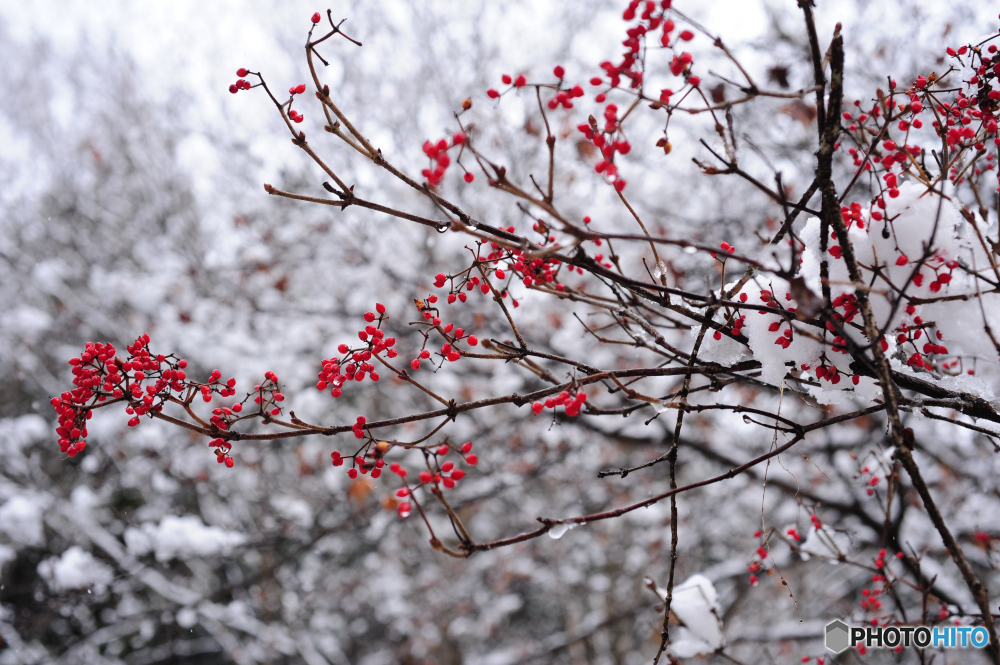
[825,620,990,653]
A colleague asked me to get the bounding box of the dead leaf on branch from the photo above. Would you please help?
[780,100,816,125]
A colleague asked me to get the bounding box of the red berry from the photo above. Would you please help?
[311,12,322,23]
[465,454,478,465]
[464,172,474,183]
[553,65,565,78]
[237,68,248,77]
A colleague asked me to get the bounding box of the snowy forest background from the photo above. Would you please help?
[2,0,1000,663]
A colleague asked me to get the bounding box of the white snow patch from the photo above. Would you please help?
[133,515,246,562]
[0,494,47,546]
[38,546,114,593]
[653,573,725,657]
[799,525,852,562]
[271,495,313,528]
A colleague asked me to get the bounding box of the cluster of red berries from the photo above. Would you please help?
[747,531,767,586]
[667,51,696,87]
[351,415,367,440]
[228,68,253,95]
[421,443,475,484]
[896,321,949,368]
[752,290,799,349]
[711,241,736,258]
[200,368,238,403]
[843,42,1000,192]
[577,104,630,191]
[769,319,794,349]
[421,133,469,186]
[531,390,587,417]
[285,82,308,123]
[814,363,844,385]
[333,440,390,479]
[546,70,585,110]
[719,314,746,341]
[208,382,246,433]
[859,466,881,495]
[250,371,284,417]
[54,335,193,456]
[53,341,123,456]
[608,1,695,92]
[478,233,564,295]
[486,73,527,100]
[391,445,474,519]
[859,584,885,612]
[209,400,241,431]
[433,271,487,295]
[838,202,869,231]
[329,441,478,518]
[410,316,478,371]
[925,259,957,293]
[316,304,396,397]
[514,256,562,288]
[712,290,751,341]
[393,447,474,519]
[209,438,235,468]
[823,293,859,356]
[829,292,858,321]
[586,0,691,174]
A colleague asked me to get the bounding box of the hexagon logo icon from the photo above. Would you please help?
[825,619,850,653]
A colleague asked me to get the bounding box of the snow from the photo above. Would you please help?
[653,573,725,657]
[270,495,313,529]
[712,182,1000,403]
[126,516,246,562]
[38,546,114,593]
[0,494,46,546]
[799,525,852,563]
[0,544,15,570]
[176,607,199,629]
